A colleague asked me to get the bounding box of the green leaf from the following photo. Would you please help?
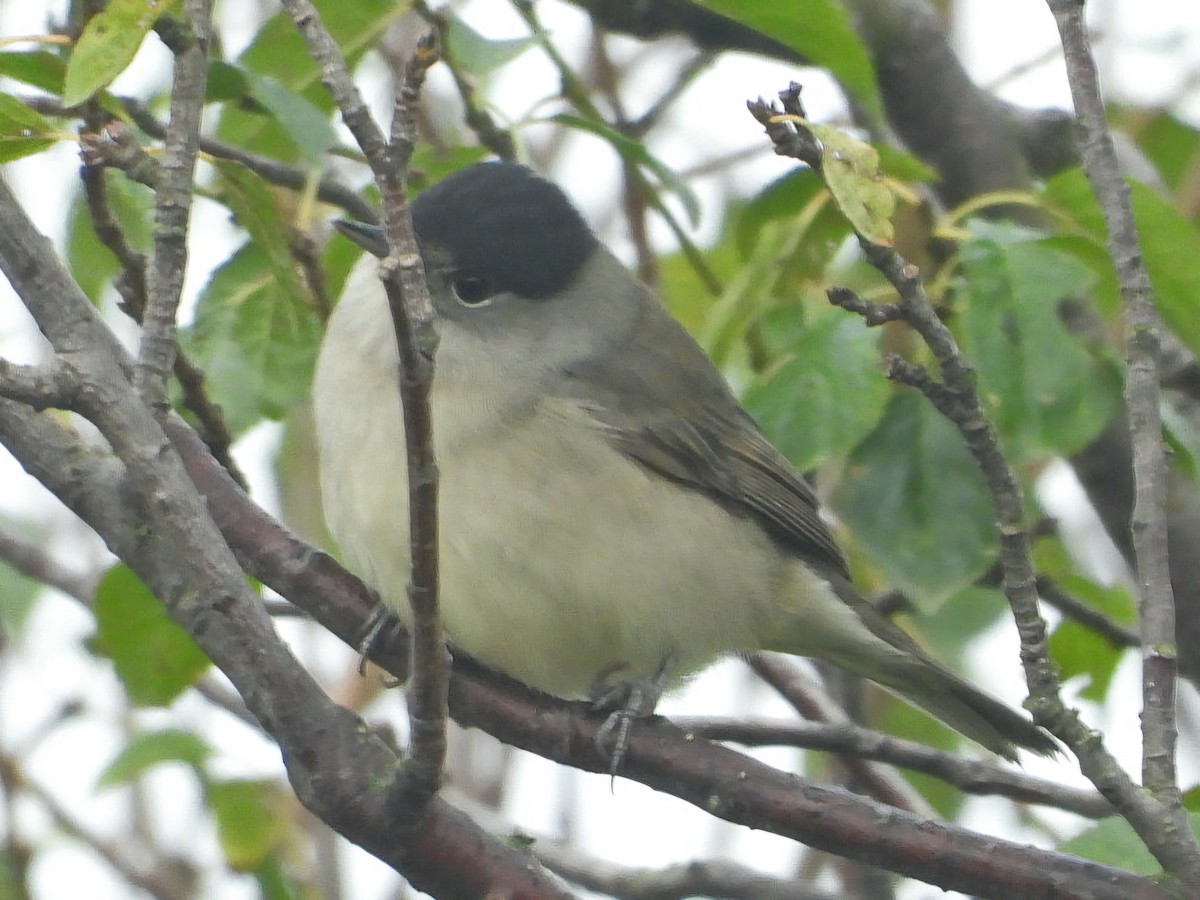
[208,779,288,870]
[833,392,997,610]
[62,0,178,107]
[875,143,938,183]
[737,168,824,256]
[1044,168,1200,358]
[181,243,322,433]
[1125,109,1200,194]
[205,60,251,103]
[692,0,882,121]
[878,696,964,818]
[743,313,887,470]
[90,563,211,706]
[0,92,59,162]
[552,113,702,226]
[251,858,302,900]
[959,233,1120,461]
[213,160,305,293]
[0,50,67,94]
[807,121,894,245]
[215,0,396,162]
[444,12,536,75]
[1035,532,1134,705]
[97,729,213,788]
[1057,816,1200,875]
[657,235,745,338]
[909,586,1008,671]
[240,72,339,166]
[1049,619,1123,703]
[1184,785,1200,813]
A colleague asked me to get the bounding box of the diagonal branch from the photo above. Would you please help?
[0,178,572,900]
[165,408,1167,899]
[748,85,1199,889]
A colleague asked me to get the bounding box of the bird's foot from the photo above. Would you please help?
[587,656,675,782]
[356,603,406,685]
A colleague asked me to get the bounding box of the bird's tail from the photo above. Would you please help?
[768,573,1059,760]
[863,653,1060,761]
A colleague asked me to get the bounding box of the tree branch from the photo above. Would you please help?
[133,3,211,414]
[674,716,1113,819]
[1046,0,1182,808]
[163,410,1167,899]
[280,0,449,812]
[0,751,195,900]
[0,526,95,603]
[79,159,246,489]
[0,178,570,900]
[747,653,933,818]
[748,87,1196,890]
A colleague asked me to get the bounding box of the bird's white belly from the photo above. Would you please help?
[317,369,785,697]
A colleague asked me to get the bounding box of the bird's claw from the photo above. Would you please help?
[587,657,674,783]
[356,603,405,685]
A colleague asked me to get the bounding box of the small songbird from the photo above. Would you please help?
[313,161,1055,760]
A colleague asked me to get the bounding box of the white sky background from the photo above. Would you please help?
[2,1,1200,898]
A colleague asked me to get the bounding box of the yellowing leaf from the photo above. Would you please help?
[63,0,178,107]
[807,121,895,246]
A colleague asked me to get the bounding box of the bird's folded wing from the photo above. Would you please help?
[590,403,850,581]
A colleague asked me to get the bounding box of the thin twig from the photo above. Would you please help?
[749,85,1200,889]
[0,754,195,900]
[747,653,934,818]
[413,0,517,161]
[674,715,1113,819]
[1036,576,1140,649]
[537,839,838,900]
[79,161,247,488]
[514,0,723,295]
[279,0,448,808]
[1046,0,1181,805]
[0,526,96,602]
[133,3,212,415]
[120,98,378,222]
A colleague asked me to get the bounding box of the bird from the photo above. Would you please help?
[312,160,1056,760]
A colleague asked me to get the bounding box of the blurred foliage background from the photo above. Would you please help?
[2,0,1200,897]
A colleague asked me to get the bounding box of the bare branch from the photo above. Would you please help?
[278,0,449,811]
[0,751,197,900]
[121,99,378,222]
[413,1,517,160]
[0,358,77,409]
[134,3,212,414]
[675,716,1113,819]
[0,173,569,899]
[747,653,934,818]
[537,839,837,900]
[79,160,246,489]
[0,526,95,603]
[748,88,1199,888]
[1046,0,1182,807]
[1037,576,1140,649]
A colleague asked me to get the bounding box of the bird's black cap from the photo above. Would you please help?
[410,161,596,299]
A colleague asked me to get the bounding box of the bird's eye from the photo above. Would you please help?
[451,273,495,306]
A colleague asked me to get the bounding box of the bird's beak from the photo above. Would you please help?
[334,219,389,258]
